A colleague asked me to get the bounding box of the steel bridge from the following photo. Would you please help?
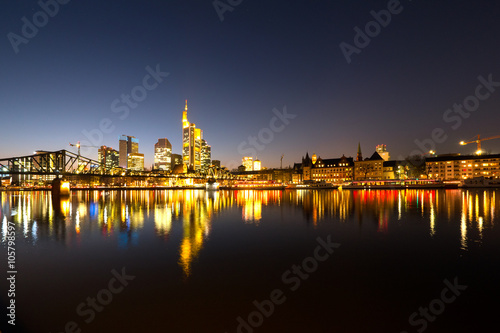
[0,150,235,180]
[0,150,104,175]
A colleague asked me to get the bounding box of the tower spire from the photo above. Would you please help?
[185,99,188,111]
[357,142,363,161]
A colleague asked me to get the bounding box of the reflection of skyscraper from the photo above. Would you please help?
[154,138,172,171]
[182,101,205,171]
[119,135,139,169]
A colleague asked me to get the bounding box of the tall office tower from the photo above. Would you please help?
[182,101,203,170]
[201,139,211,170]
[376,144,390,161]
[253,159,261,171]
[242,156,253,171]
[98,146,119,169]
[171,153,183,170]
[119,135,139,168]
[127,153,144,171]
[154,138,172,171]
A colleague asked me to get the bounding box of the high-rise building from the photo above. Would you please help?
[253,159,261,171]
[127,153,144,171]
[242,157,253,171]
[376,144,390,161]
[119,135,139,169]
[154,138,172,171]
[171,153,183,170]
[182,101,204,170]
[98,146,119,170]
[201,139,211,169]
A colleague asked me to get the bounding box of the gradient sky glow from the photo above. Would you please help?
[1,0,500,168]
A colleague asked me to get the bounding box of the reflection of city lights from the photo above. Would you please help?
[75,210,80,234]
[155,207,172,236]
[430,197,435,237]
[1,216,7,242]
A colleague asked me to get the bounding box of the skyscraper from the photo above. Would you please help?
[98,146,119,170]
[119,135,139,169]
[127,153,145,171]
[376,144,390,161]
[154,138,172,171]
[242,156,253,171]
[182,101,204,171]
[201,139,211,170]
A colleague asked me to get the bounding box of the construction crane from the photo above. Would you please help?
[69,141,99,157]
[69,142,100,173]
[459,134,500,155]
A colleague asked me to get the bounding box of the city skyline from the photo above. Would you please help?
[1,0,499,169]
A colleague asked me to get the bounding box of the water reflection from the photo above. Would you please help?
[1,189,499,272]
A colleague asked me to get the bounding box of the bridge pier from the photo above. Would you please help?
[51,177,70,197]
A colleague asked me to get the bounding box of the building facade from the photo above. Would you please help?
[242,157,253,171]
[127,153,145,171]
[182,101,205,171]
[310,155,354,183]
[98,146,119,170]
[154,138,172,171]
[376,144,390,161]
[426,154,500,180]
[354,152,385,180]
[297,153,354,184]
[119,135,139,169]
[171,153,183,170]
[201,139,211,170]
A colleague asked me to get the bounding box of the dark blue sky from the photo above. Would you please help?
[1,0,500,168]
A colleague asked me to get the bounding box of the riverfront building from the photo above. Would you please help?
[354,152,385,180]
[297,152,354,184]
[426,154,500,180]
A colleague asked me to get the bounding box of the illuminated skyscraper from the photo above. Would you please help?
[201,139,211,170]
[242,157,253,171]
[119,135,139,169]
[154,138,172,171]
[253,159,261,171]
[98,146,119,170]
[128,153,144,171]
[376,144,390,161]
[182,101,204,170]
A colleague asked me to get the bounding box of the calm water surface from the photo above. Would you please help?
[1,189,499,333]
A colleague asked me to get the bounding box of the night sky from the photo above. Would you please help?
[1,0,500,169]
